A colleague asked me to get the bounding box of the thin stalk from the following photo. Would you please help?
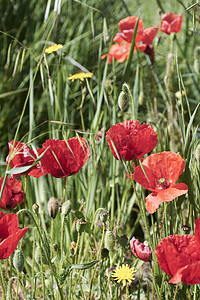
[89,223,106,299]
[159,273,166,299]
[111,157,116,222]
[0,261,6,300]
[173,283,179,300]
[127,162,152,247]
[159,203,168,241]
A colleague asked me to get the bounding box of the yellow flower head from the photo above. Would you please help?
[175,90,185,99]
[111,264,136,287]
[45,44,63,54]
[68,72,93,82]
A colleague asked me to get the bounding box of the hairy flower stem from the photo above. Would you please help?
[83,208,107,259]
[128,162,152,248]
[159,203,168,241]
[111,157,116,222]
[0,261,6,300]
[17,209,64,300]
[88,223,106,299]
[173,283,179,300]
[159,273,166,299]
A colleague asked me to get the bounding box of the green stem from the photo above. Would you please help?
[128,162,152,248]
[0,261,6,300]
[111,157,116,222]
[159,203,168,241]
[173,283,179,300]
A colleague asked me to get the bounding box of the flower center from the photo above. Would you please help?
[156,178,170,190]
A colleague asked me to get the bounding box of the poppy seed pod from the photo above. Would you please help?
[48,197,59,219]
[61,200,72,217]
[13,250,24,272]
[104,231,115,251]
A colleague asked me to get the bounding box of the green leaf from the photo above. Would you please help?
[123,18,139,80]
[6,146,49,175]
[69,260,99,271]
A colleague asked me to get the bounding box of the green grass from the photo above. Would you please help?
[0,0,200,299]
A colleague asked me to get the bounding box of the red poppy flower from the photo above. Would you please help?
[7,140,47,177]
[30,137,91,178]
[101,42,132,63]
[155,217,200,285]
[0,212,28,259]
[129,152,188,213]
[130,236,152,262]
[106,120,158,161]
[0,177,24,210]
[101,16,158,64]
[160,13,182,35]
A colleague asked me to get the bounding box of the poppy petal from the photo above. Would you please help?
[106,120,157,161]
[155,234,198,278]
[145,183,188,213]
[118,16,143,32]
[169,262,200,285]
[0,228,28,259]
[133,152,186,191]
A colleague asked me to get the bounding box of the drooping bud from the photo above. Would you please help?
[99,210,109,223]
[118,83,132,111]
[101,248,109,259]
[35,245,48,265]
[104,231,115,251]
[13,250,24,272]
[48,197,59,219]
[76,218,87,234]
[130,236,152,262]
[61,200,72,217]
[32,203,39,215]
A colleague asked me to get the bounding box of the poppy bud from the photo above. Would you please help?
[119,235,128,248]
[195,144,200,161]
[35,245,48,265]
[76,218,87,234]
[104,231,115,251]
[32,203,39,215]
[101,248,109,259]
[181,225,191,232]
[130,236,152,262]
[99,210,109,223]
[118,91,129,111]
[48,197,59,219]
[13,250,24,272]
[61,200,72,217]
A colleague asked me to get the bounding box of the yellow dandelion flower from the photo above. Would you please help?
[45,43,63,54]
[111,264,136,287]
[68,72,93,82]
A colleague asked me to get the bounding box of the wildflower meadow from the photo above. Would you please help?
[1,0,200,299]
